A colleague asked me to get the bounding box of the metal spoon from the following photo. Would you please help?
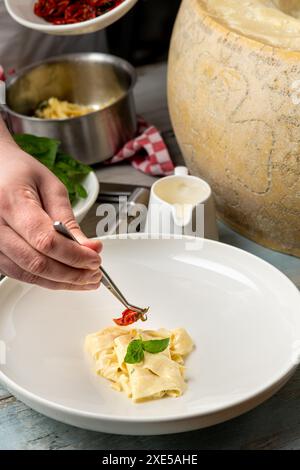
[53,221,149,321]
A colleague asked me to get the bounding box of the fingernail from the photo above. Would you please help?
[94,242,103,253]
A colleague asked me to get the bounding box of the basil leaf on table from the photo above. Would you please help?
[13,134,91,205]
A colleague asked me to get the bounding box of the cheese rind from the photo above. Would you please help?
[199,0,300,51]
[168,0,300,257]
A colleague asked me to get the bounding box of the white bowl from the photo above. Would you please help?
[73,171,99,224]
[0,235,299,435]
[4,0,139,36]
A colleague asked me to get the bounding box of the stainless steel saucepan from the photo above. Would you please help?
[4,53,137,165]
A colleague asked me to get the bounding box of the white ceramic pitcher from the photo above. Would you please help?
[144,167,218,240]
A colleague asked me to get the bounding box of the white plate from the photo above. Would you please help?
[73,171,99,224]
[0,235,299,435]
[4,0,139,36]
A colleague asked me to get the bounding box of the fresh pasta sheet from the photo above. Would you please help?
[85,326,194,402]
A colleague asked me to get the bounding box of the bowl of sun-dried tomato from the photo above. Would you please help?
[4,0,139,35]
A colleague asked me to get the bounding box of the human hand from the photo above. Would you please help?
[0,138,102,290]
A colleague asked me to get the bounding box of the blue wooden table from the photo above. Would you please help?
[0,63,299,450]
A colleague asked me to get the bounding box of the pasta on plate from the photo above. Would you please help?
[85,326,194,402]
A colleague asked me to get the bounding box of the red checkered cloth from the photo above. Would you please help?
[107,117,174,176]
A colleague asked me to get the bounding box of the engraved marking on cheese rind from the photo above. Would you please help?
[224,119,275,195]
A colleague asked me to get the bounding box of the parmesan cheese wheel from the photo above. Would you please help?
[168,0,300,257]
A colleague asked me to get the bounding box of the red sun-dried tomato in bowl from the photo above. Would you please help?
[34,0,125,25]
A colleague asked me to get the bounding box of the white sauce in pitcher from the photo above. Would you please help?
[154,178,210,224]
[155,179,208,206]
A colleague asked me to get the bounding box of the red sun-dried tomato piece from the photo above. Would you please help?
[114,309,140,327]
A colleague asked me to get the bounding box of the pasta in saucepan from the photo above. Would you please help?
[35,97,94,119]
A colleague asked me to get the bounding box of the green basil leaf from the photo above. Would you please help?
[75,183,88,199]
[52,167,76,195]
[56,151,91,176]
[14,134,91,205]
[14,133,59,169]
[124,340,144,364]
[68,192,77,205]
[142,338,170,354]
